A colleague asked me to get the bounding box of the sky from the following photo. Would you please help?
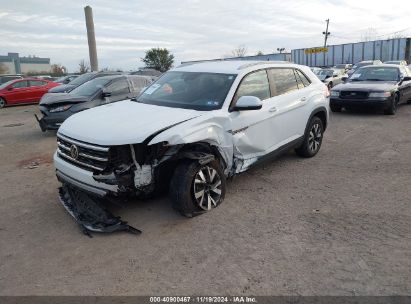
[1,0,411,72]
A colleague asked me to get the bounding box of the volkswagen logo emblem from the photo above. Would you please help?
[70,144,79,160]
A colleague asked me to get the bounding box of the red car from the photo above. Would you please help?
[0,78,59,108]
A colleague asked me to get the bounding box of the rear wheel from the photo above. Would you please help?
[295,116,324,158]
[384,93,399,115]
[0,97,6,109]
[169,160,226,217]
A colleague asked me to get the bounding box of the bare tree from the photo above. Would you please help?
[51,64,66,76]
[256,50,264,56]
[0,63,9,74]
[231,45,247,57]
[361,28,378,42]
[78,60,90,74]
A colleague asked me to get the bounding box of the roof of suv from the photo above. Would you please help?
[175,60,296,74]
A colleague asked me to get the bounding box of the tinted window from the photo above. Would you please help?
[138,71,237,111]
[130,77,152,93]
[69,78,111,97]
[268,69,298,96]
[29,80,47,87]
[69,73,96,86]
[106,79,129,95]
[295,70,311,87]
[12,81,29,88]
[235,70,270,102]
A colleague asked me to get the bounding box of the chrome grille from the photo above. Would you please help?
[57,134,109,172]
[340,91,369,99]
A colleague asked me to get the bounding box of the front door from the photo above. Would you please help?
[4,80,30,104]
[229,69,278,166]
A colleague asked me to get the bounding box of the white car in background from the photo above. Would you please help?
[54,61,330,234]
[316,68,347,89]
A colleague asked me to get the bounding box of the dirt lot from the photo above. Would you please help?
[0,104,410,296]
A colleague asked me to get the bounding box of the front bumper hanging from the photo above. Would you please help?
[58,184,141,237]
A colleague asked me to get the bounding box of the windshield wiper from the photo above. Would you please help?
[364,79,384,81]
[350,79,363,81]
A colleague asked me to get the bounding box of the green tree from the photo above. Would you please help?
[142,48,174,72]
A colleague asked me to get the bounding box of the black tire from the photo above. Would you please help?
[295,116,324,158]
[0,97,6,109]
[384,93,399,115]
[327,82,333,89]
[169,159,226,217]
[330,104,342,112]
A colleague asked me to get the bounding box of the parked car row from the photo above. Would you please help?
[36,74,153,131]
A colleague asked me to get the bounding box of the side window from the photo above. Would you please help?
[29,80,47,87]
[12,81,29,88]
[295,69,311,88]
[107,79,130,95]
[268,69,299,96]
[234,70,270,102]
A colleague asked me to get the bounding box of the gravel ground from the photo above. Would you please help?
[0,104,410,296]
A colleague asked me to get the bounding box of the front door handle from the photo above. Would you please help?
[300,97,307,102]
[269,107,277,113]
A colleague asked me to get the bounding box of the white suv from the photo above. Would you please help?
[54,61,329,232]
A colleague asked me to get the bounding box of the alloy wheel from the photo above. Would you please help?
[0,98,5,108]
[308,123,322,153]
[193,165,222,211]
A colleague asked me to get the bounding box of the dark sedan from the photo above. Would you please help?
[48,71,122,93]
[330,65,411,115]
[35,75,153,131]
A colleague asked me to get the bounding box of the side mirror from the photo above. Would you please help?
[232,96,263,111]
[401,76,411,82]
[341,76,348,82]
[7,87,13,91]
[102,91,112,98]
[333,74,338,77]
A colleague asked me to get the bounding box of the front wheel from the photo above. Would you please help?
[384,93,399,115]
[0,97,6,109]
[295,116,324,158]
[169,160,226,217]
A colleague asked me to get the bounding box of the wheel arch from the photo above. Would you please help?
[306,107,328,132]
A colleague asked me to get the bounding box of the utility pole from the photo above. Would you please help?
[322,19,330,66]
[323,19,330,48]
[84,6,98,71]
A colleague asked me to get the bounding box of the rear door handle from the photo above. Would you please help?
[269,107,277,113]
[300,97,307,102]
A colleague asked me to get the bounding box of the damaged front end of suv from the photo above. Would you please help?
[55,121,231,235]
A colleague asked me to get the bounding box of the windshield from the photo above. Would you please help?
[69,78,111,97]
[68,73,96,86]
[137,71,237,110]
[317,69,334,77]
[0,80,15,90]
[349,67,400,82]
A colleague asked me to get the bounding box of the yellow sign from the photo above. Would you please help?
[305,47,329,54]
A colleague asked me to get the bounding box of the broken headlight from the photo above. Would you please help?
[50,104,72,113]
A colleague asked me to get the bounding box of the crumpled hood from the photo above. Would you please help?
[333,81,397,92]
[40,93,88,106]
[48,84,76,93]
[58,100,204,146]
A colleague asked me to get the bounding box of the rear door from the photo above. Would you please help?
[28,80,48,102]
[266,68,312,145]
[399,66,411,101]
[4,80,30,104]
